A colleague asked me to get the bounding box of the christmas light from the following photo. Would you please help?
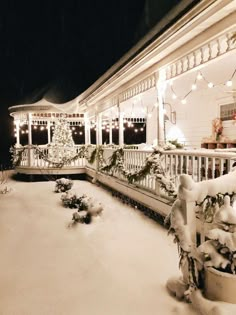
[172,93,177,100]
[197,72,203,80]
[191,83,197,90]
[79,132,83,135]
[40,126,45,130]
[134,129,138,133]
[208,82,214,88]
[181,99,187,104]
[140,128,144,131]
[226,80,233,87]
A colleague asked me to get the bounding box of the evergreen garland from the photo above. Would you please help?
[10,146,27,167]
[196,192,236,223]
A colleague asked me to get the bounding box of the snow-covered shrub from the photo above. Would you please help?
[70,195,104,225]
[72,211,92,224]
[55,178,73,193]
[61,191,78,208]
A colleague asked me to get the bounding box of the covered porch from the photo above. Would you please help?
[8,1,236,214]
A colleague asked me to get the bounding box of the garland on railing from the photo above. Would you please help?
[195,192,236,223]
[10,145,27,167]
[10,144,177,197]
[10,145,88,168]
[34,145,88,168]
[100,148,177,198]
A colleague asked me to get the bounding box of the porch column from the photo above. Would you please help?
[109,116,113,145]
[146,104,158,145]
[47,120,51,143]
[27,113,32,167]
[118,106,124,146]
[156,71,166,146]
[15,119,20,147]
[96,113,102,145]
[84,114,91,145]
[27,113,32,145]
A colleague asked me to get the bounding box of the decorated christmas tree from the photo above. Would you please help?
[48,118,76,164]
[51,119,75,147]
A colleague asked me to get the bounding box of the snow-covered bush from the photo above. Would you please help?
[55,178,73,193]
[70,195,104,225]
[61,191,78,208]
[72,211,92,224]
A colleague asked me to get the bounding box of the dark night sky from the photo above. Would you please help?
[0,0,184,164]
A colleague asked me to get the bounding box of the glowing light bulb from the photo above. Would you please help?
[134,129,138,133]
[26,130,29,133]
[74,132,77,134]
[226,80,233,87]
[79,132,83,135]
[140,128,144,132]
[191,84,197,90]
[172,93,177,100]
[197,73,202,80]
[181,99,187,104]
[208,82,213,88]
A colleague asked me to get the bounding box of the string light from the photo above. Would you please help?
[79,132,83,135]
[197,72,203,80]
[208,82,214,88]
[167,68,235,105]
[134,129,138,133]
[226,80,233,87]
[140,128,144,131]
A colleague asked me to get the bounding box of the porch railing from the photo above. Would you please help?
[14,145,86,168]
[14,145,236,198]
[96,148,236,198]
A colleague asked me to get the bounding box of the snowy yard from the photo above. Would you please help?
[0,175,198,315]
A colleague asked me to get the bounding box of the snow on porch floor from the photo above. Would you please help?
[0,178,198,315]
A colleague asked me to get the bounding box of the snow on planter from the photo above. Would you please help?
[167,170,236,313]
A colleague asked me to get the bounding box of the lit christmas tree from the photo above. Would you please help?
[51,119,75,147]
[48,118,76,164]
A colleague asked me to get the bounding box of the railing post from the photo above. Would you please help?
[155,179,161,196]
[180,199,196,244]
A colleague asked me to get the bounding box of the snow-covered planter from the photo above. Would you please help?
[204,267,236,303]
[55,178,73,193]
[167,170,236,313]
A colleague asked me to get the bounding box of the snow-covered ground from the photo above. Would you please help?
[0,175,198,315]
